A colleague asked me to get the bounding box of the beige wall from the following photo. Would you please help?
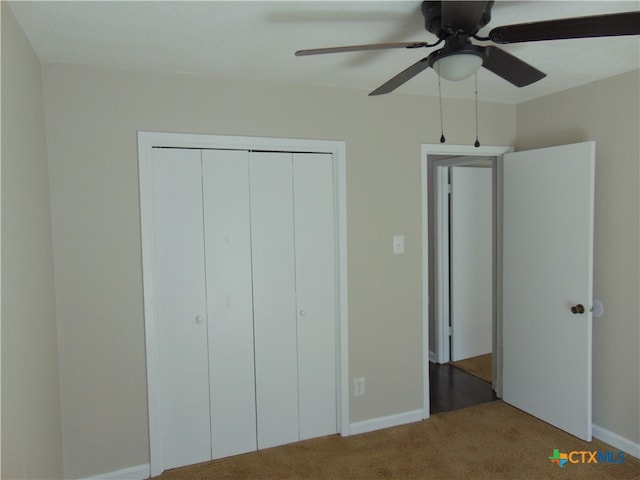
[1,3,63,479]
[6,26,637,476]
[516,70,640,444]
[6,27,637,476]
[41,63,516,477]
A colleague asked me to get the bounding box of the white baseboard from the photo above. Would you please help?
[593,424,640,460]
[81,463,150,480]
[349,409,426,436]
[429,350,437,363]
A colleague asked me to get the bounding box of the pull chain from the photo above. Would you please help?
[437,62,445,143]
[474,73,480,148]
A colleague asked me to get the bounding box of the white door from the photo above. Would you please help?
[502,141,595,441]
[450,166,493,361]
[151,148,211,469]
[141,134,345,476]
[250,152,300,449]
[293,153,337,440]
[250,151,338,448]
[149,147,338,469]
[202,150,257,459]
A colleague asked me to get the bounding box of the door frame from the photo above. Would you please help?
[138,131,349,476]
[421,143,512,409]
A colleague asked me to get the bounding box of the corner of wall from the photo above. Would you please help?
[1,3,64,479]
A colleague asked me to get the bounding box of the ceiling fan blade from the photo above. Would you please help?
[369,57,431,96]
[441,0,491,34]
[489,11,640,44]
[482,46,546,87]
[295,41,430,56]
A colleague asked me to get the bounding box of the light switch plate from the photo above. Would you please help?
[353,377,365,396]
[393,235,404,254]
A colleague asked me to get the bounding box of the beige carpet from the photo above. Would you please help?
[151,401,639,480]
[451,353,493,383]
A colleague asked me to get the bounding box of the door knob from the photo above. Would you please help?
[195,315,205,324]
[570,304,585,314]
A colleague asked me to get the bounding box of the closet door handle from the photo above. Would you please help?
[195,315,205,324]
[299,309,306,317]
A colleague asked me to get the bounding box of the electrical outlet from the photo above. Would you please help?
[353,377,365,396]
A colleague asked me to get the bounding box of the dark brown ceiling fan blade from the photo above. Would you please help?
[488,11,640,44]
[295,41,431,56]
[369,57,431,96]
[441,0,491,34]
[482,46,546,87]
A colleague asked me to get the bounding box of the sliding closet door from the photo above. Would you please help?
[151,148,211,470]
[293,153,337,439]
[202,150,257,459]
[250,152,300,449]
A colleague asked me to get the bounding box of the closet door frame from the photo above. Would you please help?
[138,131,349,477]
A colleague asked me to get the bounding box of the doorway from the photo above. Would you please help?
[421,144,512,416]
[421,142,595,441]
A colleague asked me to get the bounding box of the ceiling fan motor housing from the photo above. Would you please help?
[422,0,495,38]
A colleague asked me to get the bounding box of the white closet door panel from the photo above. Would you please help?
[293,153,338,440]
[202,150,257,459]
[151,148,211,469]
[250,152,300,449]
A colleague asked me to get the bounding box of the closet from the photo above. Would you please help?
[149,147,338,471]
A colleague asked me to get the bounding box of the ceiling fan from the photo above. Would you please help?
[295,1,640,96]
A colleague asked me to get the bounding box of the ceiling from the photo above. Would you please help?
[9,0,640,104]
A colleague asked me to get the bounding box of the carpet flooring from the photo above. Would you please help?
[151,401,639,480]
[450,353,493,383]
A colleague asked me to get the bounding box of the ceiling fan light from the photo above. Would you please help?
[433,53,483,81]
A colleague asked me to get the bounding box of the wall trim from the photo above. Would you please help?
[593,424,640,460]
[349,409,427,436]
[81,464,150,480]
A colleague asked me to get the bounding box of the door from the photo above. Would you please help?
[202,150,257,459]
[151,148,211,469]
[140,133,346,476]
[150,148,338,468]
[502,141,595,441]
[250,152,300,449]
[450,166,493,361]
[293,153,338,440]
[250,151,338,449]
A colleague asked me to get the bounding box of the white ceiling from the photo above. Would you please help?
[9,0,640,104]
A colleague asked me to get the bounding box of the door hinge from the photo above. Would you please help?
[448,326,452,336]
[447,183,452,194]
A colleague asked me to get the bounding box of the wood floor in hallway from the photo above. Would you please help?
[429,361,498,415]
